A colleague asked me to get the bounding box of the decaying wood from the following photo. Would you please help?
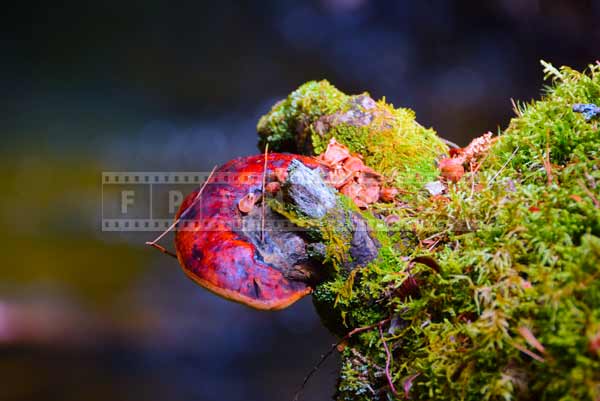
[242,159,381,285]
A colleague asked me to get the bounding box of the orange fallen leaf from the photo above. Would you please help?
[569,194,583,202]
[320,138,351,165]
[318,137,384,208]
[327,168,355,189]
[380,187,399,202]
[361,183,381,205]
[343,156,366,173]
[439,157,465,182]
[357,171,382,185]
[340,182,367,208]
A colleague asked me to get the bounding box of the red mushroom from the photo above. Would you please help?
[174,153,329,310]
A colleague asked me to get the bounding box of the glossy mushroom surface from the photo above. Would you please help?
[174,153,328,310]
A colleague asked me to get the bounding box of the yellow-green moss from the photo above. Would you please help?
[257,80,348,153]
[257,80,448,193]
[285,64,600,401]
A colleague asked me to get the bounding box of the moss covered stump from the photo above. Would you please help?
[259,63,600,401]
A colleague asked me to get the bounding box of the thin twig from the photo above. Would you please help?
[426,239,441,252]
[292,346,337,401]
[261,144,269,243]
[440,137,461,149]
[146,242,178,258]
[345,317,392,339]
[543,130,554,186]
[489,146,519,185]
[145,166,217,256]
[420,231,445,247]
[578,179,600,208]
[510,341,545,363]
[470,162,476,198]
[292,317,391,401]
[379,323,399,396]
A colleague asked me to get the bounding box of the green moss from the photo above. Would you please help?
[257,80,448,193]
[287,63,600,400]
[257,80,348,153]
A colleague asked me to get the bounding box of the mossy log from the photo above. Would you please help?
[257,62,600,401]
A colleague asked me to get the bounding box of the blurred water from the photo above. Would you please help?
[2,1,600,400]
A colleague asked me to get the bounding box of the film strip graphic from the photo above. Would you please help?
[101,171,364,232]
[102,171,207,232]
[101,218,339,232]
[100,171,396,233]
[102,171,266,185]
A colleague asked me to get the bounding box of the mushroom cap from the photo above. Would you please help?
[174,153,327,310]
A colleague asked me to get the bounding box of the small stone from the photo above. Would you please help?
[424,180,446,196]
[285,159,337,219]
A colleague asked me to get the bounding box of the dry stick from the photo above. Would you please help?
[292,317,392,401]
[579,179,600,208]
[415,121,459,150]
[440,137,460,149]
[261,144,269,243]
[469,162,476,198]
[510,341,545,363]
[426,238,441,252]
[146,242,178,259]
[379,323,399,397]
[145,166,217,257]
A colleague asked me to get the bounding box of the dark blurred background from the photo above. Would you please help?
[2,1,599,400]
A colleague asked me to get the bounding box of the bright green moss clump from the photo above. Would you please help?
[331,63,600,400]
[268,64,600,400]
[257,80,448,192]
